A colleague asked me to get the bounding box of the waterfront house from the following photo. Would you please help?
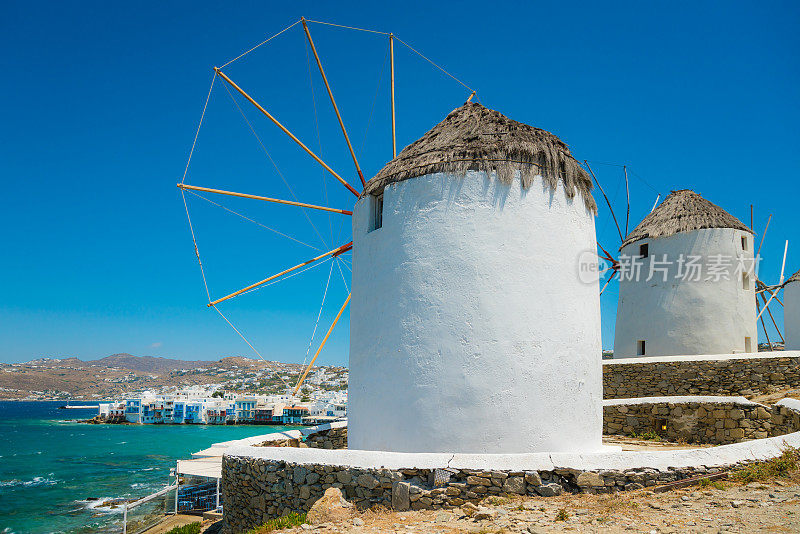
[281,406,309,424]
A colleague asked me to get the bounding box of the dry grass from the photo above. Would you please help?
[732,445,800,484]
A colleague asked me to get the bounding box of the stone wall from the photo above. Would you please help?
[603,353,800,399]
[221,456,726,532]
[256,427,347,449]
[603,398,800,444]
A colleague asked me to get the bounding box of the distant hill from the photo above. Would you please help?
[89,353,213,373]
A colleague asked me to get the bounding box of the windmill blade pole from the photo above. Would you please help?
[599,268,618,296]
[779,240,789,285]
[208,242,352,307]
[650,193,660,214]
[293,292,351,395]
[623,165,630,237]
[301,17,366,188]
[177,184,353,215]
[389,33,397,159]
[584,160,624,243]
[755,294,773,350]
[214,67,360,197]
[761,291,786,344]
[755,214,772,276]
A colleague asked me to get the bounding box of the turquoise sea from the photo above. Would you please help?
[0,401,298,534]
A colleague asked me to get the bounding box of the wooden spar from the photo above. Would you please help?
[178,183,352,215]
[213,68,360,197]
[585,160,624,243]
[301,18,366,188]
[208,242,353,307]
[761,291,786,343]
[756,240,788,321]
[756,214,772,263]
[758,279,784,307]
[650,193,661,213]
[466,91,476,103]
[623,165,630,238]
[293,292,351,395]
[750,205,753,230]
[389,33,396,158]
[599,268,618,296]
[755,295,773,351]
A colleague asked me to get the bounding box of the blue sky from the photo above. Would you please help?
[1,1,798,364]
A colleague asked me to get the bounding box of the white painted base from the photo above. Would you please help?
[349,171,602,454]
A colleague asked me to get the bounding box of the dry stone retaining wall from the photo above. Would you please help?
[221,456,727,533]
[603,397,800,444]
[603,353,800,399]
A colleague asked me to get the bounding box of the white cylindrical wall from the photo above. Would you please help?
[786,283,800,351]
[348,171,602,454]
[613,228,757,358]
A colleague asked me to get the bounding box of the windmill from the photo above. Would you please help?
[178,18,478,397]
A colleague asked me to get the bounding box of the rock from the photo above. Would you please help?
[352,518,364,526]
[357,473,379,489]
[731,500,743,508]
[335,471,352,484]
[392,481,411,512]
[301,524,313,531]
[535,483,562,497]
[466,475,491,486]
[577,472,604,488]
[306,487,354,525]
[502,476,526,494]
[524,472,542,486]
[461,502,478,517]
[473,507,497,520]
[625,482,644,491]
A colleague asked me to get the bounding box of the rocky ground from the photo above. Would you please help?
[229,477,800,533]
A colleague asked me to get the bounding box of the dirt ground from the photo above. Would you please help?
[239,477,800,534]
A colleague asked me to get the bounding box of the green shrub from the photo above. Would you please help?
[165,523,202,534]
[629,430,664,442]
[555,508,569,521]
[245,513,307,533]
[732,446,799,483]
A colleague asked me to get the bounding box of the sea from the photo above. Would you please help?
[0,401,299,534]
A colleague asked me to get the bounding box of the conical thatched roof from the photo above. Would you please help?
[364,102,596,212]
[787,269,800,286]
[621,190,751,249]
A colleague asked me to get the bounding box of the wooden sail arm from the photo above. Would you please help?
[301,17,366,188]
[293,292,351,395]
[178,183,352,215]
[585,160,624,244]
[213,68,360,197]
[208,242,353,307]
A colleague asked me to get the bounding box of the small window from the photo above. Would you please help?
[637,340,646,356]
[639,243,649,258]
[741,236,748,251]
[742,272,750,290]
[369,194,383,232]
[744,337,752,353]
[654,418,667,434]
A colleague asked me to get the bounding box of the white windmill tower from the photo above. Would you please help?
[613,190,757,358]
[785,270,800,350]
[348,102,604,454]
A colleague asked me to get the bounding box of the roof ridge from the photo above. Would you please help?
[620,189,751,249]
[364,102,596,212]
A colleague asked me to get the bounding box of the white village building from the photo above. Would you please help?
[614,190,757,358]
[349,102,603,454]
[785,270,800,350]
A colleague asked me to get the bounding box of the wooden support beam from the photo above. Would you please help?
[756,294,773,351]
[208,242,352,307]
[293,292,351,395]
[301,18,366,188]
[652,472,729,493]
[623,165,630,238]
[178,183,352,215]
[214,67,360,197]
[585,160,624,244]
[389,33,396,159]
[761,291,786,344]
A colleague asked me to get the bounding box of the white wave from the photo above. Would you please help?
[0,476,60,488]
[78,497,127,514]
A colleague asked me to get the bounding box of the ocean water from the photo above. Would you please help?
[0,401,298,534]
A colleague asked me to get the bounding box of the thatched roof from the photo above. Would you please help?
[364,102,596,212]
[786,269,800,286]
[621,190,751,249]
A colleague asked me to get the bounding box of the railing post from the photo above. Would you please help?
[122,504,127,534]
[216,478,220,510]
[175,478,179,515]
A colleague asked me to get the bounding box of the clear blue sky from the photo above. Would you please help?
[1,1,798,364]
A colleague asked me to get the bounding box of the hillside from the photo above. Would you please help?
[0,354,347,400]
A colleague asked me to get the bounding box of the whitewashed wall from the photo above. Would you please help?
[614,227,757,358]
[348,171,602,454]
[786,283,800,350]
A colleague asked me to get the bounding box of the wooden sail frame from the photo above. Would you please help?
[179,18,482,396]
